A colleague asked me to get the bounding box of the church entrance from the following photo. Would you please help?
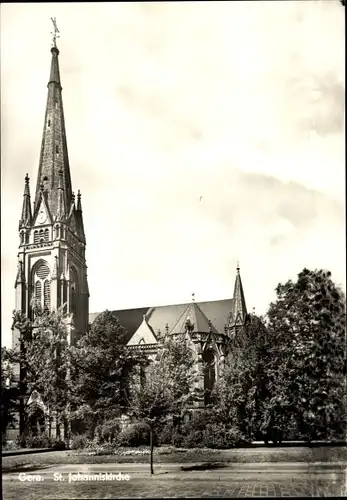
[202,349,216,406]
[27,405,46,436]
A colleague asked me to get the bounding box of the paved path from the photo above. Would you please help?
[3,462,346,498]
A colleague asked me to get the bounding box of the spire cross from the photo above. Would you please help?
[50,17,60,48]
[192,293,195,302]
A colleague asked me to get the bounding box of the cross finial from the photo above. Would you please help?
[50,17,60,48]
[236,261,240,274]
[192,293,195,302]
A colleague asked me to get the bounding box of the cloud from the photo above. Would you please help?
[1,1,345,347]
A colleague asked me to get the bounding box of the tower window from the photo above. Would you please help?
[44,280,51,311]
[44,228,49,241]
[34,230,39,244]
[56,145,59,154]
[33,261,51,311]
[55,98,58,109]
[47,119,51,128]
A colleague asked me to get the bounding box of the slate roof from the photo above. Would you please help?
[89,298,233,343]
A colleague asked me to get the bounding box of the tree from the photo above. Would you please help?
[68,310,145,437]
[1,347,20,443]
[212,315,270,443]
[11,305,72,440]
[129,333,199,474]
[265,268,346,442]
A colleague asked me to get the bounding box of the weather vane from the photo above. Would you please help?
[50,17,60,47]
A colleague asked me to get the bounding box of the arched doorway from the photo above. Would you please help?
[27,405,46,436]
[202,349,216,406]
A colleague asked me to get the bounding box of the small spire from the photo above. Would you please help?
[192,293,195,302]
[15,261,25,287]
[224,324,228,335]
[236,261,240,274]
[252,306,256,316]
[20,174,32,228]
[77,190,82,211]
[165,323,169,335]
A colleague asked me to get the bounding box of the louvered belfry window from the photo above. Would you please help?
[33,261,51,310]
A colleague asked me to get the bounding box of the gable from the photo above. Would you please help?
[127,316,158,346]
[32,194,52,227]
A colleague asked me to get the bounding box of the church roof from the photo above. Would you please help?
[170,301,218,335]
[89,298,233,343]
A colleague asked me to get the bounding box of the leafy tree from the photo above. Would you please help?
[10,305,72,440]
[69,310,145,437]
[1,347,20,442]
[129,333,199,474]
[265,268,346,442]
[212,315,269,442]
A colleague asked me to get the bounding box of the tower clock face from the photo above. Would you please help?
[37,211,47,224]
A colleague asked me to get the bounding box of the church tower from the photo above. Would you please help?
[13,35,89,347]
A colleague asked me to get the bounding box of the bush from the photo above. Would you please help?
[51,439,66,450]
[16,433,28,448]
[157,424,174,446]
[95,419,120,444]
[116,422,155,447]
[2,440,20,451]
[71,433,89,450]
[25,433,51,449]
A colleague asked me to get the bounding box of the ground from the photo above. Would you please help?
[2,447,347,498]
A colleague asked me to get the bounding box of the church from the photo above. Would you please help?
[12,38,249,435]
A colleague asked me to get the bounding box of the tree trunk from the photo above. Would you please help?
[150,427,154,475]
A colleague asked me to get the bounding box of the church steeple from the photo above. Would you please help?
[34,41,72,218]
[230,263,247,327]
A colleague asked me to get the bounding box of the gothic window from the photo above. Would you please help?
[47,119,51,128]
[34,231,39,244]
[33,261,51,311]
[25,233,29,244]
[39,229,44,243]
[44,228,49,241]
[56,144,59,155]
[20,232,24,244]
[55,225,60,239]
[70,267,78,316]
[203,349,216,406]
[44,281,51,311]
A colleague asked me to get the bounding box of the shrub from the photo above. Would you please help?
[26,433,51,449]
[71,433,89,450]
[95,419,120,444]
[157,424,174,446]
[116,422,155,447]
[16,433,28,448]
[2,440,20,451]
[51,439,66,451]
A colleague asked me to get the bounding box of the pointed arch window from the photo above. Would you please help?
[34,231,39,244]
[44,228,49,241]
[70,268,78,317]
[203,349,216,406]
[32,261,51,311]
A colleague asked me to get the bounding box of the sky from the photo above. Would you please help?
[1,1,345,348]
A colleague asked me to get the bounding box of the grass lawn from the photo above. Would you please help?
[2,446,346,472]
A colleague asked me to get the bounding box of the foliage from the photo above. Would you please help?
[117,422,153,447]
[69,310,146,435]
[71,433,90,450]
[51,439,66,450]
[25,432,51,449]
[264,268,346,442]
[1,347,20,439]
[10,306,71,438]
[128,333,199,472]
[95,419,121,444]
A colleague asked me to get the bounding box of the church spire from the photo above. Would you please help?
[230,263,247,326]
[19,174,32,228]
[34,22,73,219]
